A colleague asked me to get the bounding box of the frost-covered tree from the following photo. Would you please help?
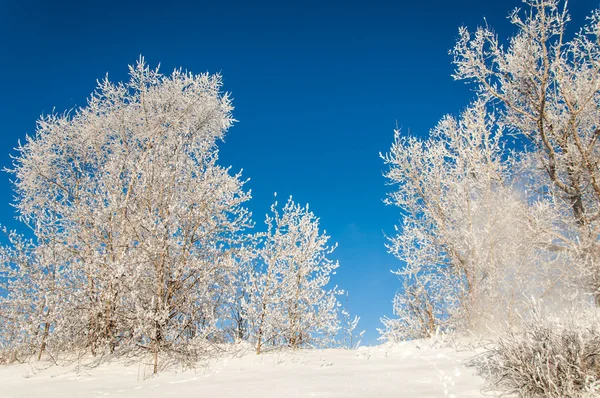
[0,230,72,362]
[380,101,565,341]
[3,58,252,371]
[0,57,353,369]
[380,0,600,342]
[243,197,341,353]
[452,0,600,303]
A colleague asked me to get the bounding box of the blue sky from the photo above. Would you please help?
[0,0,597,344]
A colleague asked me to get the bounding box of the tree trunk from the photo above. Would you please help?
[37,321,50,361]
[153,323,161,374]
[256,304,267,355]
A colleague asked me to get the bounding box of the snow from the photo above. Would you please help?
[0,342,488,397]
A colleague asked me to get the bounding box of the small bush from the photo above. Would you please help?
[473,316,600,397]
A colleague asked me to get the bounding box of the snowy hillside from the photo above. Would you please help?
[0,342,488,398]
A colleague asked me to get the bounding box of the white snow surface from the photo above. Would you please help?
[0,341,489,397]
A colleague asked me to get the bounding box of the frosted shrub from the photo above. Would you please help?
[243,197,342,354]
[474,314,600,397]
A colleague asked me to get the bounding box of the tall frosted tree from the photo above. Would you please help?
[452,0,600,303]
[2,58,252,371]
[380,102,565,341]
[381,0,600,341]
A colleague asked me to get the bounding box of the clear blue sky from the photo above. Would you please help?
[0,0,597,345]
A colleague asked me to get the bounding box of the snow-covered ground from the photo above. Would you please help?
[0,342,489,397]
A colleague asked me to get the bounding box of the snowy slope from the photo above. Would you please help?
[0,342,489,397]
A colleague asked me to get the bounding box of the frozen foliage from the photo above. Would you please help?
[473,307,600,397]
[242,197,342,354]
[0,58,251,371]
[0,58,348,371]
[0,230,70,362]
[381,0,600,343]
[339,304,364,349]
[453,0,600,303]
[380,102,567,341]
